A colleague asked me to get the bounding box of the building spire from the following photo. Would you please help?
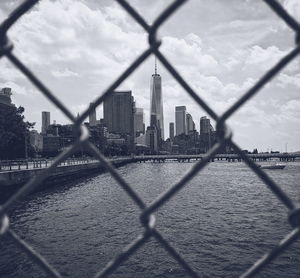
[155,55,157,74]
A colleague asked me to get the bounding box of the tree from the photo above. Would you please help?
[0,104,35,159]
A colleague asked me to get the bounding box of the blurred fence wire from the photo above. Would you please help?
[0,0,300,277]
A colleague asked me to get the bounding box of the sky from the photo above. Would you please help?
[0,0,299,152]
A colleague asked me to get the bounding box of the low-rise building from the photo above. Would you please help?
[42,135,60,155]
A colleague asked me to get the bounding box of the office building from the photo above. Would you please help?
[134,108,145,136]
[41,111,50,134]
[186,113,195,133]
[146,126,158,153]
[200,116,211,135]
[175,106,187,136]
[169,122,174,141]
[103,91,135,151]
[150,59,164,140]
[200,116,215,152]
[89,102,97,127]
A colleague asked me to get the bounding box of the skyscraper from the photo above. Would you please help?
[103,91,135,151]
[169,122,174,141]
[200,116,213,152]
[146,126,158,153]
[175,106,187,136]
[200,116,210,135]
[41,111,50,134]
[134,108,145,136]
[186,113,195,133]
[150,58,164,140]
[104,91,134,135]
[89,102,97,127]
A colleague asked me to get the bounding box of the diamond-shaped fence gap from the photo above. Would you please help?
[151,160,298,278]
[1,169,147,278]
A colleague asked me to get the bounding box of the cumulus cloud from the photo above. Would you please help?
[161,33,219,73]
[278,73,300,88]
[51,68,79,78]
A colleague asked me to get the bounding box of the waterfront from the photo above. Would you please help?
[1,162,300,278]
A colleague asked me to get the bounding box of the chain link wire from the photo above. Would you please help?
[0,0,300,277]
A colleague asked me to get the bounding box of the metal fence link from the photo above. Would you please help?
[0,0,299,277]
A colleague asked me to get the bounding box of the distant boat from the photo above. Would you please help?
[259,163,286,170]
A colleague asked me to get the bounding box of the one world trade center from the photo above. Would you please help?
[150,58,164,140]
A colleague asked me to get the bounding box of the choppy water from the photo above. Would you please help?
[1,161,300,278]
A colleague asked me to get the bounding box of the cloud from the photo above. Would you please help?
[161,33,219,73]
[244,45,298,72]
[278,73,300,88]
[51,68,79,78]
[283,0,300,20]
[280,99,300,121]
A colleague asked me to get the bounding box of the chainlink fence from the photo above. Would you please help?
[0,0,300,277]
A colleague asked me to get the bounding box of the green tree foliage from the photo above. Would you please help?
[0,105,35,159]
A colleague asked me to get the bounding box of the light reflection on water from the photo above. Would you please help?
[1,161,300,278]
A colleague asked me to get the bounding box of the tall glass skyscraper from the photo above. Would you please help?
[41,111,50,134]
[175,106,187,136]
[150,59,164,140]
[89,102,97,127]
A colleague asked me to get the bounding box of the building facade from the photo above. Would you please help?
[146,126,158,153]
[41,111,50,134]
[103,91,135,151]
[175,106,187,136]
[186,113,195,133]
[200,116,214,152]
[134,107,145,137]
[169,122,174,141]
[200,116,210,135]
[0,88,14,107]
[89,102,97,127]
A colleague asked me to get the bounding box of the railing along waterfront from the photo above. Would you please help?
[0,152,297,172]
[0,0,300,278]
[0,158,98,172]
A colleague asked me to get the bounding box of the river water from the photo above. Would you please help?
[1,161,300,278]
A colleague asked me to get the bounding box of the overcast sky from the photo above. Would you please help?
[0,0,299,152]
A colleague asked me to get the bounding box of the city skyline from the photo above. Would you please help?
[0,0,299,152]
[2,86,297,153]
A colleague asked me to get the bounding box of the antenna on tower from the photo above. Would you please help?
[155,55,157,74]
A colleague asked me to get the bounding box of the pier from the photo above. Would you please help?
[0,153,298,188]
